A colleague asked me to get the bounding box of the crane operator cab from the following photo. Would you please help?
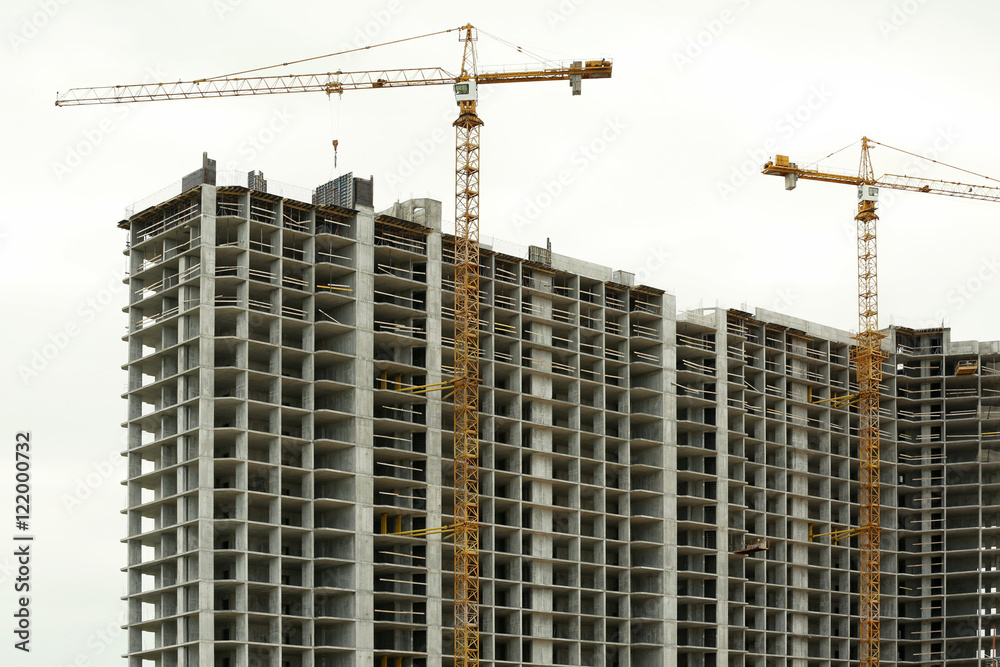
[858,185,880,202]
[454,80,477,103]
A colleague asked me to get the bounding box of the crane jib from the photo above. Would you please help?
[55,61,612,106]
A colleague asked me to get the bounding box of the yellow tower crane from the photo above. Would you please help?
[57,24,611,667]
[763,137,1000,667]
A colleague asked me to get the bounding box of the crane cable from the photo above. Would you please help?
[477,28,562,68]
[800,137,1000,185]
[329,93,341,175]
[200,26,466,81]
[800,139,861,171]
[871,139,1000,184]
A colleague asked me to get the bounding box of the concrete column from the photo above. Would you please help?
[196,185,218,667]
[662,295,678,667]
[421,200,445,667]
[354,203,376,667]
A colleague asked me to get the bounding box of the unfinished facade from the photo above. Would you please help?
[676,310,1000,667]
[121,159,1000,667]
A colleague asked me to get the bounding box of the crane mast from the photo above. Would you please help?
[452,24,482,667]
[853,138,885,667]
[764,136,1000,667]
[764,138,888,667]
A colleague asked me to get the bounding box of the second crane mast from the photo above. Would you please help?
[57,24,611,667]
[853,139,886,667]
[764,137,1000,667]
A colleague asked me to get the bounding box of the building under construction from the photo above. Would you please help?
[122,158,1000,667]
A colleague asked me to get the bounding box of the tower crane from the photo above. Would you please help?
[763,137,1000,667]
[57,24,610,667]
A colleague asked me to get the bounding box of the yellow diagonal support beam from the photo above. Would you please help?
[389,523,458,538]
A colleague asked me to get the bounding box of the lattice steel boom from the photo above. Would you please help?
[853,138,885,667]
[452,27,483,667]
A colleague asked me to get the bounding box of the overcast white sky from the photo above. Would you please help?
[3,1,1000,664]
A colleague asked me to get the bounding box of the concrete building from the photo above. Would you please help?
[122,157,1000,667]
